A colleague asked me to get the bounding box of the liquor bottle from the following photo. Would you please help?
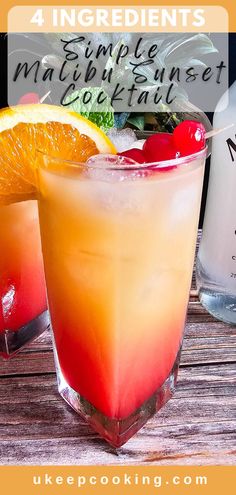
[197,81,236,324]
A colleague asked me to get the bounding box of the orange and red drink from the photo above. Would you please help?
[0,104,115,359]
[37,149,206,446]
[0,200,49,358]
[0,103,207,444]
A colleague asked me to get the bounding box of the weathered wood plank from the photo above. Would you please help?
[0,365,235,465]
[0,433,235,466]
[187,301,220,323]
[184,321,236,338]
[0,350,55,376]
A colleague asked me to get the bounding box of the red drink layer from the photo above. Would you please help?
[38,155,205,420]
[0,201,47,334]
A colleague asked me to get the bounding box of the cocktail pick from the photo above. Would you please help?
[39,91,51,103]
[205,123,235,139]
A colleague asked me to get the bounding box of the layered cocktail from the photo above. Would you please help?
[0,104,113,357]
[0,103,206,445]
[0,200,49,358]
[37,145,206,446]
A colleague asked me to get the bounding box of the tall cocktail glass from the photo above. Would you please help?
[0,200,49,358]
[37,149,206,446]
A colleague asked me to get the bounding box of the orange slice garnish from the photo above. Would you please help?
[0,104,116,205]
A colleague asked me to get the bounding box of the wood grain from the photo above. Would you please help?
[0,234,235,465]
[0,365,235,465]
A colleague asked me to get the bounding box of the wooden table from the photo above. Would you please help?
[1,234,236,465]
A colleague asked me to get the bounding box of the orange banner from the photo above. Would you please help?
[1,0,236,32]
[0,466,236,495]
[8,5,228,33]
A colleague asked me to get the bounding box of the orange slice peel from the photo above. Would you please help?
[0,104,116,205]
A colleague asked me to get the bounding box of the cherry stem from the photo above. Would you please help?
[205,123,235,139]
[39,91,51,104]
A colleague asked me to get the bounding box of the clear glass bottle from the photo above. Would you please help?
[197,81,236,324]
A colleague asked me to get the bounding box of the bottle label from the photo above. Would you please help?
[226,135,236,162]
[199,128,236,293]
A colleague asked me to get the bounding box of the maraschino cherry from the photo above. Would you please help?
[118,148,146,164]
[173,120,206,156]
[117,119,206,170]
[18,93,40,104]
[143,133,179,162]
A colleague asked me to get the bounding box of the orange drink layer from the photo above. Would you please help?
[0,104,115,358]
[0,201,48,357]
[38,151,205,434]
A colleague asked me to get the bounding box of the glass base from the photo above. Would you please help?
[0,310,50,359]
[56,352,180,448]
[197,259,236,325]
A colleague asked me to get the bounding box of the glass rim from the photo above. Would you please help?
[37,147,207,173]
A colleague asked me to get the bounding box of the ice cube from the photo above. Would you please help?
[107,128,136,152]
[128,139,145,150]
[87,154,137,168]
[84,154,151,214]
[86,154,137,182]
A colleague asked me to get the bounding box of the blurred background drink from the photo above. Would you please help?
[38,148,206,447]
[0,103,113,359]
[0,200,49,358]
